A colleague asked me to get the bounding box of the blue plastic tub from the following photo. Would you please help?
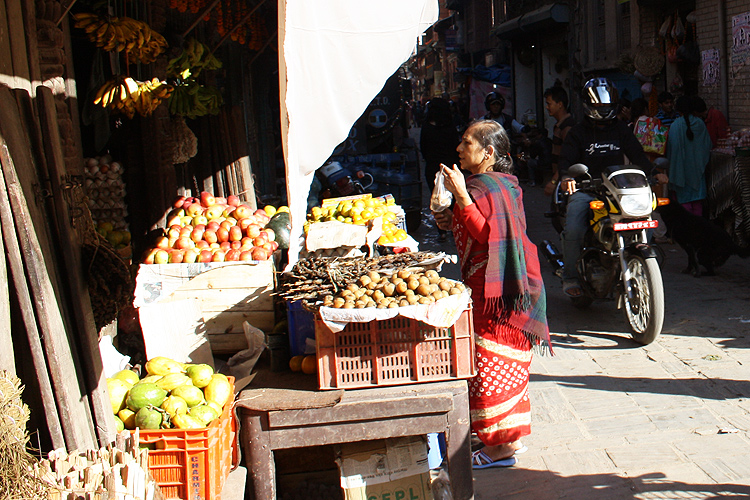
[287,300,316,356]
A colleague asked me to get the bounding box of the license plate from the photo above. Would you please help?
[614,220,658,231]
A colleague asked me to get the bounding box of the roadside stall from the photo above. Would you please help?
[707,129,750,247]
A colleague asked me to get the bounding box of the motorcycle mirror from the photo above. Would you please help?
[568,163,589,178]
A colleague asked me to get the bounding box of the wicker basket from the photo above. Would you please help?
[633,46,665,77]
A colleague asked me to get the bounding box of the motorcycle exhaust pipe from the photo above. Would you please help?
[540,240,564,274]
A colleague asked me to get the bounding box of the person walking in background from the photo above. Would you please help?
[432,119,551,469]
[543,86,575,196]
[692,96,729,148]
[420,97,460,242]
[667,95,712,217]
[629,98,649,132]
[655,91,679,128]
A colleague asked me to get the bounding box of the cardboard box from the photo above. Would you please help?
[337,437,434,500]
[134,261,276,354]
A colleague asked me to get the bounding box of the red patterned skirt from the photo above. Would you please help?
[468,308,533,446]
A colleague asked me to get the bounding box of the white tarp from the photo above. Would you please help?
[279,0,438,269]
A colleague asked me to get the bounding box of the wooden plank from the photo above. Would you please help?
[4,0,32,92]
[0,223,15,374]
[0,135,96,450]
[37,86,117,446]
[0,138,65,449]
[20,0,41,86]
[0,1,14,78]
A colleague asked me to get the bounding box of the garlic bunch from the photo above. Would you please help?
[83,156,131,250]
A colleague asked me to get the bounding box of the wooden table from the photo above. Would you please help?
[236,374,473,500]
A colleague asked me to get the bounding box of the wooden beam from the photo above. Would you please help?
[0,222,15,375]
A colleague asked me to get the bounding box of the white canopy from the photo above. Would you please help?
[278,0,438,268]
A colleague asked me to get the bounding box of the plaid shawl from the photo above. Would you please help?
[460,172,551,351]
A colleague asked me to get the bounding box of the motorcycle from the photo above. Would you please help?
[316,161,374,199]
[541,162,668,345]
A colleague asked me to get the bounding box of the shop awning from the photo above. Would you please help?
[279,0,438,268]
[492,3,569,40]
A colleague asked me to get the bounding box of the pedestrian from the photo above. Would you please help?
[432,119,551,469]
[692,96,729,148]
[655,91,679,128]
[629,97,649,132]
[667,95,712,217]
[420,97,460,242]
[543,85,575,196]
[617,97,632,124]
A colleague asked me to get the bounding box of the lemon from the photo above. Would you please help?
[111,369,140,387]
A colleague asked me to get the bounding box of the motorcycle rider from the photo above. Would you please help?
[558,78,668,298]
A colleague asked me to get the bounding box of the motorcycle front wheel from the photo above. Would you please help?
[622,255,664,345]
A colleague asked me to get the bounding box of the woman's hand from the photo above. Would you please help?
[432,208,453,231]
[440,163,473,208]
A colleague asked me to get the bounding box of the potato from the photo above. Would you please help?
[397,269,412,280]
[358,275,372,287]
[399,299,410,307]
[346,283,359,293]
[372,290,385,302]
[416,284,432,297]
[368,271,381,282]
[418,276,430,286]
[395,282,408,295]
[438,280,452,291]
[407,279,420,291]
[383,283,396,297]
[449,287,462,295]
[333,297,345,308]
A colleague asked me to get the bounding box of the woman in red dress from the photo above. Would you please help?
[433,119,551,468]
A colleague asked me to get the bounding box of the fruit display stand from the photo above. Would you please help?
[134,261,275,355]
[134,377,238,500]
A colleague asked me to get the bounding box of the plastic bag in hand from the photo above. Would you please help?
[430,169,453,212]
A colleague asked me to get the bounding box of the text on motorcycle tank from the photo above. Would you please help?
[614,220,659,231]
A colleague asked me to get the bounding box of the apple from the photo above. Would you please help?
[169,250,185,263]
[186,203,204,217]
[155,236,170,250]
[217,227,229,243]
[245,224,262,239]
[179,226,193,237]
[225,249,241,261]
[239,250,254,261]
[211,250,226,262]
[173,196,187,209]
[261,241,275,253]
[192,215,208,227]
[268,240,279,252]
[191,228,205,243]
[229,226,243,242]
[194,223,206,231]
[240,237,254,250]
[180,216,193,226]
[203,230,218,244]
[200,191,215,208]
[253,234,268,247]
[219,241,232,252]
[143,248,158,264]
[262,228,276,242]
[154,249,170,264]
[230,240,242,250]
[183,248,200,263]
[210,242,220,250]
[219,220,234,232]
[195,240,209,250]
[233,205,251,220]
[205,204,225,220]
[174,237,194,250]
[237,218,252,231]
[168,227,181,239]
[167,215,182,228]
[198,250,213,263]
[227,195,240,207]
[251,246,269,261]
[206,221,220,232]
[215,196,227,206]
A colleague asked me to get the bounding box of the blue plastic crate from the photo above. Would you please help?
[287,300,317,356]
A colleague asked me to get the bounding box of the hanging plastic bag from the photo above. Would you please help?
[672,15,685,42]
[659,15,672,39]
[430,168,453,212]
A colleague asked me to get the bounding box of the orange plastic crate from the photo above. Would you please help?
[315,308,476,390]
[134,377,237,500]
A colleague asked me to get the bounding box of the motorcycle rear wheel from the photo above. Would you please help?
[623,255,664,345]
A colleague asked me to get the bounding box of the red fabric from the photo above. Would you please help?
[705,107,729,148]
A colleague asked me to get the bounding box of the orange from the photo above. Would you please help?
[289,355,304,372]
[301,355,317,375]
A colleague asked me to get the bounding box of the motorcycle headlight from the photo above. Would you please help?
[619,193,652,217]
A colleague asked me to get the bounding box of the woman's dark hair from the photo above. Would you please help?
[630,97,648,121]
[692,96,708,114]
[424,97,453,128]
[469,119,513,174]
[675,95,694,141]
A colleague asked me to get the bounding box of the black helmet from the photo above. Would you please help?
[485,91,505,111]
[581,78,619,122]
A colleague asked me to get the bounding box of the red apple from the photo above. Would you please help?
[200,191,215,208]
[240,237,254,251]
[155,236,170,249]
[211,250,226,262]
[219,241,232,252]
[191,228,205,243]
[154,249,170,264]
[227,195,240,207]
[220,220,234,232]
[179,226,193,238]
[231,240,242,250]
[195,240,209,250]
[175,237,194,250]
[233,205,251,220]
[168,227,181,239]
[225,249,241,261]
[268,240,279,252]
[253,234,268,247]
[198,250,213,263]
[183,248,200,263]
[229,226,243,242]
[186,203,204,217]
[261,241,275,253]
[239,250,254,261]
[194,223,206,231]
[203,230,218,244]
[216,227,229,243]
[143,248,158,264]
[169,250,185,263]
[205,204,225,220]
[206,221,220,232]
[246,224,262,239]
[262,228,276,242]
[167,214,183,227]
[168,237,178,248]
[215,196,227,206]
[173,196,187,209]
[251,246,269,261]
[209,242,220,250]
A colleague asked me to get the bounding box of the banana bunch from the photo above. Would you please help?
[73,13,168,64]
[94,76,174,118]
[166,37,222,79]
[167,81,223,119]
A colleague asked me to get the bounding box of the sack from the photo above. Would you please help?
[430,169,453,212]
[634,117,669,155]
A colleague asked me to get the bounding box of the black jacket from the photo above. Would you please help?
[559,118,652,178]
